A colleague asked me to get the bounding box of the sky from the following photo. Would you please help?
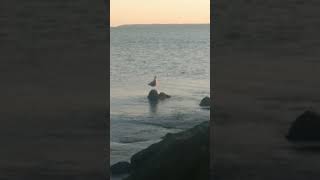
[110,0,210,27]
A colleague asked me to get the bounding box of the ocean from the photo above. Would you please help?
[110,24,210,168]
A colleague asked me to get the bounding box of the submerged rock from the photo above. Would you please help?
[148,89,159,101]
[111,161,131,175]
[147,90,171,101]
[287,110,320,142]
[158,92,171,100]
[125,122,209,180]
[200,96,210,107]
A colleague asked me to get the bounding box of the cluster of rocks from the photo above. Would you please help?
[111,122,209,180]
[148,90,211,108]
[147,90,171,101]
[112,92,320,178]
[111,94,320,179]
[110,92,211,179]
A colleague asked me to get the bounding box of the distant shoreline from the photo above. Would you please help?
[110,23,210,28]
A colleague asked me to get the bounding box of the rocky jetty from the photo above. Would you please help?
[287,110,320,142]
[125,121,209,180]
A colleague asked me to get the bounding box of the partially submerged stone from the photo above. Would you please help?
[158,92,171,100]
[147,90,171,101]
[200,96,210,107]
[287,110,320,142]
[147,89,159,101]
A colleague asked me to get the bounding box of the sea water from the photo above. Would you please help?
[110,24,210,166]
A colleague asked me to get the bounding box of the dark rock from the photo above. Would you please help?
[111,161,131,175]
[125,122,209,180]
[287,110,320,142]
[148,90,171,101]
[200,96,210,107]
[158,92,171,100]
[147,89,159,101]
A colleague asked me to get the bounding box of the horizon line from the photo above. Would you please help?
[110,23,210,28]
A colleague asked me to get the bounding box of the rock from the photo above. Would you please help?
[287,110,320,142]
[125,122,209,180]
[111,161,131,175]
[147,90,171,101]
[147,89,159,101]
[158,92,171,100]
[200,96,210,107]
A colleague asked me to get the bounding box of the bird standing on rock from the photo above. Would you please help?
[148,75,158,88]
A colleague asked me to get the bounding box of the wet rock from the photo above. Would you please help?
[111,161,131,175]
[158,92,171,100]
[147,89,159,101]
[147,90,171,101]
[125,122,209,180]
[200,96,210,107]
[287,110,320,142]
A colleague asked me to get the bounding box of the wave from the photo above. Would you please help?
[118,137,149,144]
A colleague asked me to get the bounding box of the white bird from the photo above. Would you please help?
[148,75,158,87]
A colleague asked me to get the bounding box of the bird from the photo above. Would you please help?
[148,75,158,87]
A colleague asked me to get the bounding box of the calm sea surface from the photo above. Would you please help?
[110,24,210,167]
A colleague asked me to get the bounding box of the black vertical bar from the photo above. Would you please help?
[0,0,108,179]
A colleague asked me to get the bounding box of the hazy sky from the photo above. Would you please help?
[111,0,210,27]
